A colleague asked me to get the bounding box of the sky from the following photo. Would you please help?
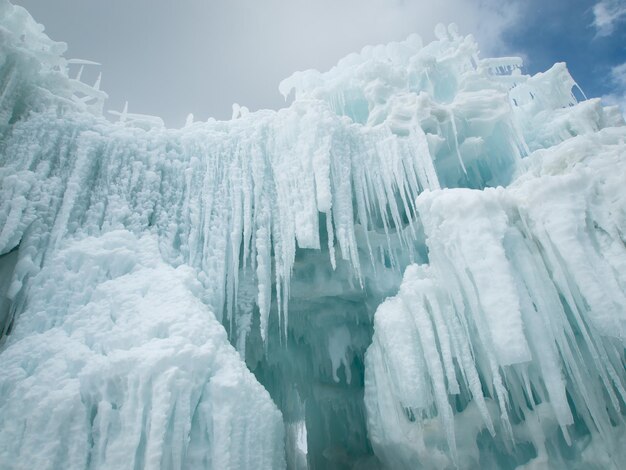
[14,0,626,126]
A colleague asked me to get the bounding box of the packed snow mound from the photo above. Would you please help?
[1,0,626,468]
[0,230,284,470]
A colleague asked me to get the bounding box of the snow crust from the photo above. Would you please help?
[1,0,626,468]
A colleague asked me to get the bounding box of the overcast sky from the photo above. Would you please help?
[14,0,626,126]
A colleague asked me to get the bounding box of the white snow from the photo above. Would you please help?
[0,231,285,469]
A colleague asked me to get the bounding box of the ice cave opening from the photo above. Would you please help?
[1,1,626,469]
[243,216,411,469]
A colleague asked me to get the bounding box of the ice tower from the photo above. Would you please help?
[0,1,625,469]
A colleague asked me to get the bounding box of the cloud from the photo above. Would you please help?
[603,61,626,116]
[592,1,626,115]
[16,0,520,125]
[610,61,626,88]
[593,0,626,36]
[602,92,626,116]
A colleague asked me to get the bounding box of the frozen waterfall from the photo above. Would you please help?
[0,1,625,469]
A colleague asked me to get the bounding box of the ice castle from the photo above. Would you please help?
[0,2,625,468]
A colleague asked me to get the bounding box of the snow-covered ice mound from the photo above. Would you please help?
[0,0,625,468]
[0,230,284,469]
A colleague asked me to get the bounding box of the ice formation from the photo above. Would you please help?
[0,1,625,468]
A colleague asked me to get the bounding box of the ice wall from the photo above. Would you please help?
[1,0,625,468]
[0,3,286,468]
[365,128,626,469]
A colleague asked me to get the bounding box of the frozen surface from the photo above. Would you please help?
[0,0,626,468]
[0,230,284,469]
[365,131,626,469]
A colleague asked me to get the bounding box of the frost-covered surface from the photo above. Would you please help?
[1,0,626,468]
[0,231,284,470]
[365,129,626,469]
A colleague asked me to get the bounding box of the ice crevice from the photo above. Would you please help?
[1,2,626,469]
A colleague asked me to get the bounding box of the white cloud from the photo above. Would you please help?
[593,0,626,36]
[603,62,626,117]
[610,62,626,88]
[592,2,626,116]
[602,92,626,116]
[16,0,521,124]
[190,0,521,119]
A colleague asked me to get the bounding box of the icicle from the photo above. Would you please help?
[256,222,271,342]
[93,73,101,90]
[326,210,336,270]
[448,107,467,175]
